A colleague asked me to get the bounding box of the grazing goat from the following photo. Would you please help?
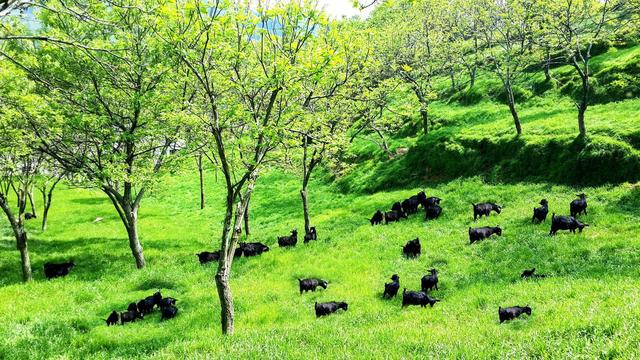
[402,289,440,308]
[391,202,403,213]
[425,204,442,220]
[315,301,348,317]
[402,238,421,258]
[196,251,220,264]
[241,242,270,256]
[160,305,179,320]
[425,196,441,207]
[105,311,119,326]
[472,202,502,221]
[532,199,549,224]
[120,308,143,325]
[521,268,548,279]
[402,198,420,215]
[43,261,75,280]
[570,193,588,217]
[549,214,588,236]
[416,192,427,207]
[158,297,177,308]
[421,269,439,292]
[370,210,384,226]
[298,278,328,294]
[385,210,407,224]
[383,274,400,299]
[499,305,531,323]
[25,213,36,220]
[304,227,318,243]
[469,226,502,244]
[137,292,162,314]
[278,229,298,247]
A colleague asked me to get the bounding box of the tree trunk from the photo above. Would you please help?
[506,86,522,135]
[17,231,32,282]
[469,67,476,88]
[420,107,429,136]
[300,187,310,235]
[125,211,145,269]
[41,202,50,232]
[243,198,250,237]
[27,188,36,217]
[0,194,32,282]
[197,154,205,210]
[578,76,589,137]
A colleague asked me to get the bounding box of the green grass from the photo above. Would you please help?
[2,170,640,358]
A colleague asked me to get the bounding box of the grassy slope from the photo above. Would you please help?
[340,45,640,192]
[1,170,640,358]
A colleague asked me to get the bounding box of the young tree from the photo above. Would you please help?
[170,0,327,335]
[543,0,636,136]
[477,0,538,135]
[35,163,64,232]
[1,0,183,268]
[0,64,40,281]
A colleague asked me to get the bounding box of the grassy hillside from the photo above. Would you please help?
[2,170,640,358]
[339,45,640,193]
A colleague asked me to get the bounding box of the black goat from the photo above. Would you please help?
[421,269,439,292]
[499,305,531,323]
[532,199,549,224]
[370,210,384,226]
[120,308,143,325]
[298,278,328,294]
[385,210,407,224]
[25,213,36,220]
[402,289,440,308]
[160,305,179,320]
[469,226,502,244]
[521,268,548,279]
[315,301,348,317]
[196,251,220,264]
[304,227,318,243]
[137,291,162,314]
[391,202,403,213]
[549,214,588,236]
[43,261,75,280]
[105,311,119,326]
[402,238,421,258]
[402,198,420,215]
[472,202,502,221]
[158,297,177,308]
[425,196,441,207]
[383,274,400,299]
[570,193,588,217]
[241,242,270,256]
[278,229,298,247]
[425,204,442,220]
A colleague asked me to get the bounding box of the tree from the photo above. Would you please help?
[0,0,28,18]
[0,64,40,281]
[292,20,366,235]
[543,0,637,136]
[35,162,64,232]
[1,0,183,268]
[477,0,538,136]
[369,0,447,136]
[169,0,327,335]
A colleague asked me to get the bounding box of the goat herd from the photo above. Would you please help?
[38,190,590,325]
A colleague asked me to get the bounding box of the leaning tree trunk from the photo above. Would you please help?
[505,84,522,135]
[125,211,145,269]
[215,177,256,335]
[0,194,32,282]
[243,198,251,237]
[27,188,36,217]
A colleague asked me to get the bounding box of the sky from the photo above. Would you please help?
[316,0,376,19]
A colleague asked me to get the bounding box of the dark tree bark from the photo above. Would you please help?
[506,84,522,135]
[38,176,62,232]
[27,187,36,217]
[197,154,205,210]
[0,191,32,282]
[572,56,590,137]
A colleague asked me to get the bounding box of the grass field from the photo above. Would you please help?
[2,169,640,359]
